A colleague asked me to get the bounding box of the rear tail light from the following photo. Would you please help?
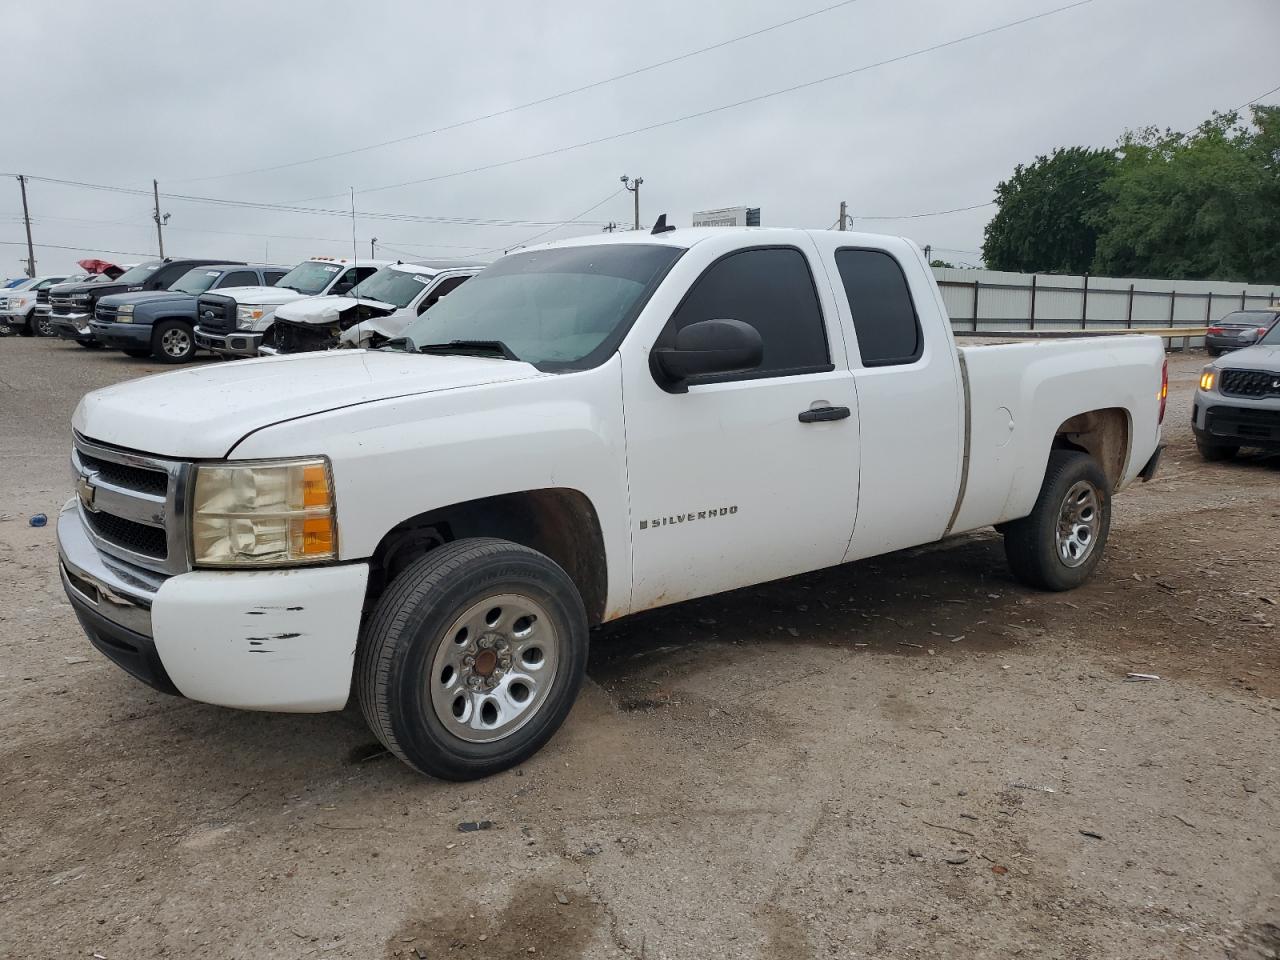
[1208,326,1224,335]
[1258,327,1269,336]
[1159,359,1168,424]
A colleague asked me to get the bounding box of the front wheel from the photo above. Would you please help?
[356,538,588,780]
[1002,450,1111,591]
[33,313,55,337]
[152,320,196,363]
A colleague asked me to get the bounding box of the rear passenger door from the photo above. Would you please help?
[811,238,963,560]
[622,239,860,610]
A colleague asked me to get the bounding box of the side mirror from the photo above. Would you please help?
[651,318,763,392]
[332,282,354,296]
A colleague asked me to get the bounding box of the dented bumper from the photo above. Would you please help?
[58,499,369,712]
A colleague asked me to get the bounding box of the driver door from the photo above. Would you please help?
[621,240,860,611]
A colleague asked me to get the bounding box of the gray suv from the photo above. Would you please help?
[1194,320,1280,460]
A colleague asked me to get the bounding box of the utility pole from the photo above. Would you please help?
[923,244,932,262]
[621,175,643,230]
[838,200,847,231]
[17,175,35,277]
[152,179,170,258]
[370,237,378,258]
[602,222,618,233]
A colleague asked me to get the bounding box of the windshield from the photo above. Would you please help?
[169,268,224,296]
[402,245,682,366]
[7,279,35,292]
[350,266,436,308]
[115,261,164,285]
[1261,319,1280,346]
[276,260,345,296]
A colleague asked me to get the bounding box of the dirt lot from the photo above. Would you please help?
[1,340,1278,960]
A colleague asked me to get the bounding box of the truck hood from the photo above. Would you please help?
[73,349,546,459]
[97,289,192,309]
[1214,344,1280,372]
[275,295,398,325]
[210,285,306,306]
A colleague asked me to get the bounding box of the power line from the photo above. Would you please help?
[857,201,995,221]
[1235,80,1280,110]
[318,0,1094,201]
[0,239,155,259]
[171,0,868,185]
[477,190,626,257]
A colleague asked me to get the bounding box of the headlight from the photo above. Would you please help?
[236,304,268,328]
[14,295,32,308]
[191,457,337,567]
[117,304,134,315]
[1199,367,1216,392]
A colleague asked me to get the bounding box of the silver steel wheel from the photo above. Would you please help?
[161,327,191,357]
[429,593,560,744]
[1056,480,1100,568]
[35,314,54,337]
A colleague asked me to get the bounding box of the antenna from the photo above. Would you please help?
[650,213,676,235]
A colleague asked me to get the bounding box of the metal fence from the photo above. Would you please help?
[932,267,1280,337]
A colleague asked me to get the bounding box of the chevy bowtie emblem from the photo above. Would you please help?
[202,310,214,319]
[77,474,98,512]
[1273,380,1280,389]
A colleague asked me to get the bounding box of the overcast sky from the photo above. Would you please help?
[2,0,1276,277]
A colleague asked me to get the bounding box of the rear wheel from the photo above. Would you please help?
[152,320,196,363]
[1206,347,1222,357]
[357,538,588,780]
[1002,450,1111,591]
[1197,438,1239,462]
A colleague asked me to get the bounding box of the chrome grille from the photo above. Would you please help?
[72,434,192,575]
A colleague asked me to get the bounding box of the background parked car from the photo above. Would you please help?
[92,263,287,363]
[49,257,240,348]
[0,276,67,336]
[194,256,387,357]
[1205,309,1280,356]
[261,260,482,354]
[1194,320,1280,460]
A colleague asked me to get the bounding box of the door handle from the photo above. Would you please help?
[798,405,851,423]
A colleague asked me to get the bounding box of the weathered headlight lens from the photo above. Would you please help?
[236,304,268,328]
[191,458,336,567]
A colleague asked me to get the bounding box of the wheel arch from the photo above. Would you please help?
[1051,407,1131,491]
[365,487,609,626]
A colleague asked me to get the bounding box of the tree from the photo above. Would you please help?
[982,147,1117,274]
[928,258,955,269]
[1090,106,1280,283]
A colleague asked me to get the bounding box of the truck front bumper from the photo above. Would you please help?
[50,312,96,343]
[57,500,370,712]
[90,320,153,350]
[1193,394,1280,451]
[194,326,263,357]
[0,310,31,332]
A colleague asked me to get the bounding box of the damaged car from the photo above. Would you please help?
[260,260,483,355]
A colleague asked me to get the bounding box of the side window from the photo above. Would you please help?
[353,266,378,283]
[263,270,288,286]
[152,265,185,288]
[835,249,922,367]
[218,270,258,288]
[662,247,829,380]
[416,275,469,314]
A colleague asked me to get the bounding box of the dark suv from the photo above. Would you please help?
[92,264,287,363]
[49,258,240,347]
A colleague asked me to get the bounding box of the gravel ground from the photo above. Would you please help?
[1,339,1278,960]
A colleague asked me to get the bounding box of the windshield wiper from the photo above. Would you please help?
[415,339,522,361]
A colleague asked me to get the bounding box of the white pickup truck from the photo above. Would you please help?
[58,227,1166,780]
[259,259,483,355]
[193,256,390,357]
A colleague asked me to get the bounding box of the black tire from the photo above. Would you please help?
[151,319,196,363]
[1002,450,1111,592]
[1206,347,1221,357]
[17,314,35,337]
[33,313,55,338]
[122,348,151,358]
[1197,438,1239,462]
[76,340,102,349]
[357,538,588,780]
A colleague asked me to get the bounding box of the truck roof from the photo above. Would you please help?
[527,226,913,253]
[386,259,489,272]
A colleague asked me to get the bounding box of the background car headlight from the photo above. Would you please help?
[236,304,267,328]
[191,457,336,567]
[117,304,134,315]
